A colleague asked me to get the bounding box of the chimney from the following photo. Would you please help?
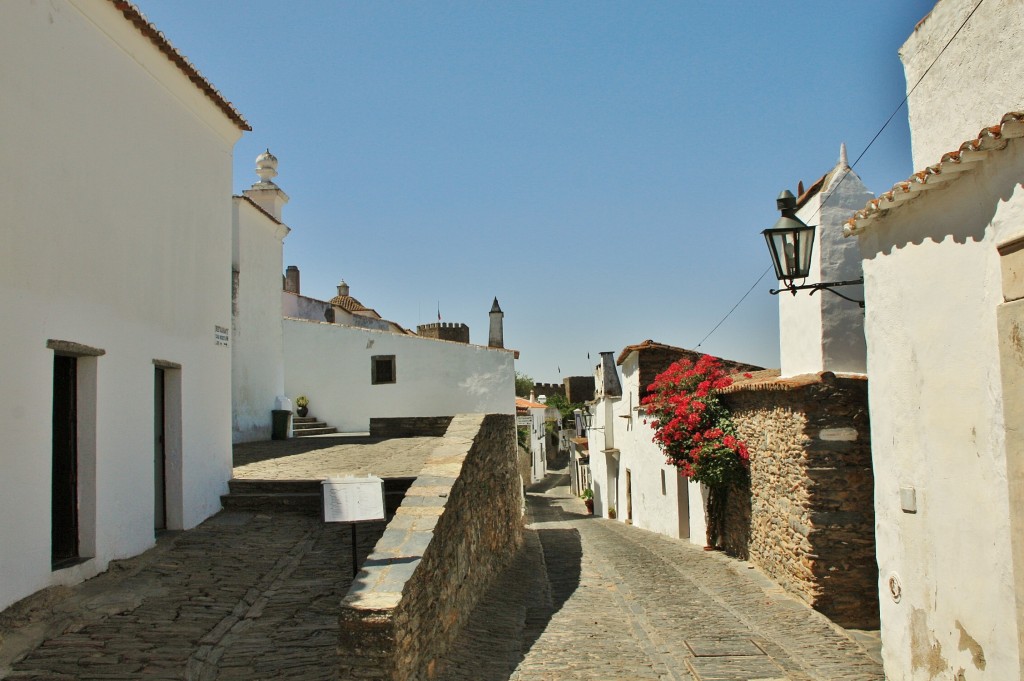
[242,149,289,221]
[337,280,350,297]
[778,142,872,377]
[599,351,622,398]
[284,265,300,294]
[489,297,504,348]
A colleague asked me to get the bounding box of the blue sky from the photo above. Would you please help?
[133,0,935,380]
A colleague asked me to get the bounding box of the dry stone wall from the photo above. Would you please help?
[720,373,877,629]
[337,413,523,679]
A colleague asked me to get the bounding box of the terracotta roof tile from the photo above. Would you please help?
[720,370,864,394]
[515,397,547,410]
[845,111,1024,236]
[109,0,250,131]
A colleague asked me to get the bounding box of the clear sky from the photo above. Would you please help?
[132,0,935,380]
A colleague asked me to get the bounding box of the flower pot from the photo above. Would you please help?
[584,499,594,514]
[296,406,308,418]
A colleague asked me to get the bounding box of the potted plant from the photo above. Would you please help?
[581,488,594,514]
[607,506,616,520]
[295,395,309,418]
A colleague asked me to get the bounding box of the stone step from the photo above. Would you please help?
[292,416,319,424]
[293,426,338,437]
[221,477,416,516]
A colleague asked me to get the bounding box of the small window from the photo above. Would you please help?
[661,469,667,495]
[371,355,396,384]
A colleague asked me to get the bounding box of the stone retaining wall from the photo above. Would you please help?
[337,413,523,679]
[719,372,878,629]
[369,416,454,439]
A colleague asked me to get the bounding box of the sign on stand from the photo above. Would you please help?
[322,475,386,577]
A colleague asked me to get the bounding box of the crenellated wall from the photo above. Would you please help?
[416,322,470,344]
[719,373,877,628]
[337,413,522,680]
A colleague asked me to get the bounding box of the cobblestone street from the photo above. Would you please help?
[1,466,882,680]
[438,473,883,681]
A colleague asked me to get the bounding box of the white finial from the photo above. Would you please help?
[255,148,278,184]
[839,142,849,169]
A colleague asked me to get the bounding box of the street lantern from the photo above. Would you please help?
[762,190,815,283]
[762,189,865,307]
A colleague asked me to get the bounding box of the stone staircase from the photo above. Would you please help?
[221,477,416,516]
[292,415,337,437]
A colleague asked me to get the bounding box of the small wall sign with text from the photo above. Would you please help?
[215,325,229,347]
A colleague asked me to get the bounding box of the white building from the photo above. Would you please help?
[0,0,246,610]
[845,0,1024,676]
[516,397,549,484]
[778,144,873,377]
[283,318,515,433]
[588,342,761,540]
[232,152,290,443]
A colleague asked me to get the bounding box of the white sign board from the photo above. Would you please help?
[322,476,386,523]
[516,415,532,427]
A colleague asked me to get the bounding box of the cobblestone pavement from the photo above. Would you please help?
[1,512,385,680]
[2,465,882,681]
[438,473,884,681]
[232,435,437,480]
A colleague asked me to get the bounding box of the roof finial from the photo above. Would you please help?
[839,142,849,169]
[255,148,279,185]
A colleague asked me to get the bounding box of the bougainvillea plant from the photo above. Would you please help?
[641,355,751,547]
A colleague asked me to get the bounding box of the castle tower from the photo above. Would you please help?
[488,297,504,348]
[242,149,289,221]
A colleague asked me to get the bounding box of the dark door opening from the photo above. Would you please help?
[625,468,633,523]
[52,355,79,568]
[154,367,166,532]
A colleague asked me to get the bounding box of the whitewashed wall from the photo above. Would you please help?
[529,406,547,484]
[0,0,241,610]
[232,199,288,442]
[901,0,1024,167]
[611,353,694,540]
[857,150,1024,680]
[283,319,514,432]
[779,161,871,377]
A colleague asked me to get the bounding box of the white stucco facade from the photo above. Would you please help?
[901,0,1024,168]
[231,196,289,443]
[586,352,703,540]
[778,153,872,377]
[856,149,1024,680]
[847,4,1024,673]
[0,0,243,610]
[283,319,515,432]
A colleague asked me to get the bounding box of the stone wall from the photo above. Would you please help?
[563,376,595,403]
[719,372,877,629]
[370,416,454,439]
[337,413,523,680]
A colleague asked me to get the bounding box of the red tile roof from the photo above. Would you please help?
[109,1,250,131]
[515,397,547,410]
[720,370,864,394]
[845,111,1024,236]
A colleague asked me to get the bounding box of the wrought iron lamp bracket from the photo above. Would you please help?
[769,278,865,308]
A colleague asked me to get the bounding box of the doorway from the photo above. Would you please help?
[154,367,167,532]
[52,355,79,568]
[625,469,633,524]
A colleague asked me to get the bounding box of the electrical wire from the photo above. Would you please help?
[694,0,985,349]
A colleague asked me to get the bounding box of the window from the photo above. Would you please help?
[371,355,396,384]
